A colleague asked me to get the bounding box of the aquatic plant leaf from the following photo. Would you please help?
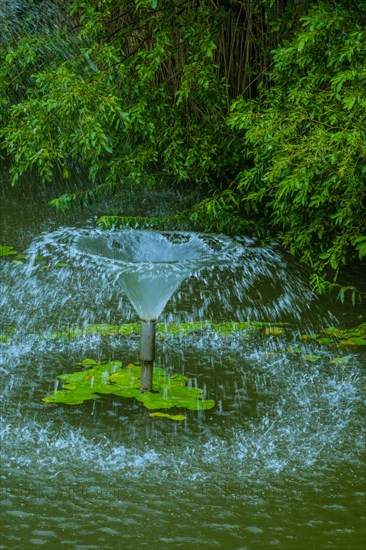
[109,366,141,389]
[109,387,142,398]
[304,354,319,362]
[38,320,291,342]
[43,389,101,405]
[169,373,191,382]
[149,412,186,421]
[317,337,333,345]
[45,329,84,340]
[136,390,214,411]
[43,360,215,412]
[330,357,349,366]
[264,326,286,336]
[78,358,98,366]
[86,323,140,336]
[0,245,17,257]
[301,323,366,347]
[339,337,366,346]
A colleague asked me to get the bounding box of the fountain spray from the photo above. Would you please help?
[73,229,241,393]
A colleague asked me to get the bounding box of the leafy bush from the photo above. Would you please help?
[1,1,365,298]
[0,0,246,190]
[228,0,366,291]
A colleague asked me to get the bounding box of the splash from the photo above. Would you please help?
[11,226,327,336]
[74,229,242,321]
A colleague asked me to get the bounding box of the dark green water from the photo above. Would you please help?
[1,171,365,549]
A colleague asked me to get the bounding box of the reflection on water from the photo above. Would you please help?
[0,173,365,548]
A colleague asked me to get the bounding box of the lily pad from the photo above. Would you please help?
[304,354,319,362]
[44,389,102,405]
[0,245,17,257]
[86,323,140,336]
[77,358,98,367]
[339,337,366,346]
[330,357,349,366]
[301,323,366,348]
[43,360,215,412]
[149,412,186,421]
[264,326,286,336]
[39,320,291,341]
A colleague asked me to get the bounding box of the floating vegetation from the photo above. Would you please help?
[4,320,366,349]
[41,320,289,341]
[149,412,186,421]
[43,360,215,412]
[304,354,320,362]
[303,323,366,347]
[0,245,17,257]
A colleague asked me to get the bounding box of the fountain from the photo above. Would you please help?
[73,229,244,392]
[1,209,365,548]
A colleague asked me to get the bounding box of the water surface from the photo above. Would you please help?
[1,171,365,549]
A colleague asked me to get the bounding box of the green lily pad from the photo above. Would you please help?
[43,360,215,412]
[149,412,186,421]
[43,389,101,405]
[77,358,98,367]
[0,245,17,257]
[339,337,366,346]
[317,337,333,345]
[39,320,291,341]
[300,323,366,348]
[86,323,140,336]
[330,357,349,366]
[304,354,319,362]
[264,326,285,336]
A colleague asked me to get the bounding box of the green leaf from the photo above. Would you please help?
[354,236,366,259]
[43,389,101,405]
[264,326,285,336]
[0,245,18,257]
[43,361,215,412]
[149,412,186,421]
[330,357,349,366]
[304,354,319,362]
[77,358,98,366]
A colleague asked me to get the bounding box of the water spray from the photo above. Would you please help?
[72,229,244,393]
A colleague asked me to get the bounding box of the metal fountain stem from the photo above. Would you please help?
[139,320,157,392]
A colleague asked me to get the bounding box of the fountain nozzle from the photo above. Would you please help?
[140,320,157,392]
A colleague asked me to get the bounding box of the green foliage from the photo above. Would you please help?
[43,360,215,411]
[0,245,17,257]
[149,412,186,421]
[1,1,365,296]
[227,1,366,287]
[0,0,246,190]
[40,320,289,341]
[96,190,256,234]
[303,323,366,347]
[0,0,291,229]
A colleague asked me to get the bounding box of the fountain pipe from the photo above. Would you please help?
[140,320,156,392]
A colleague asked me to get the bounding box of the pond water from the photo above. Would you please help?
[1,171,365,549]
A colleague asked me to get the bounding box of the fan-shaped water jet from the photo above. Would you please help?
[73,229,243,391]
